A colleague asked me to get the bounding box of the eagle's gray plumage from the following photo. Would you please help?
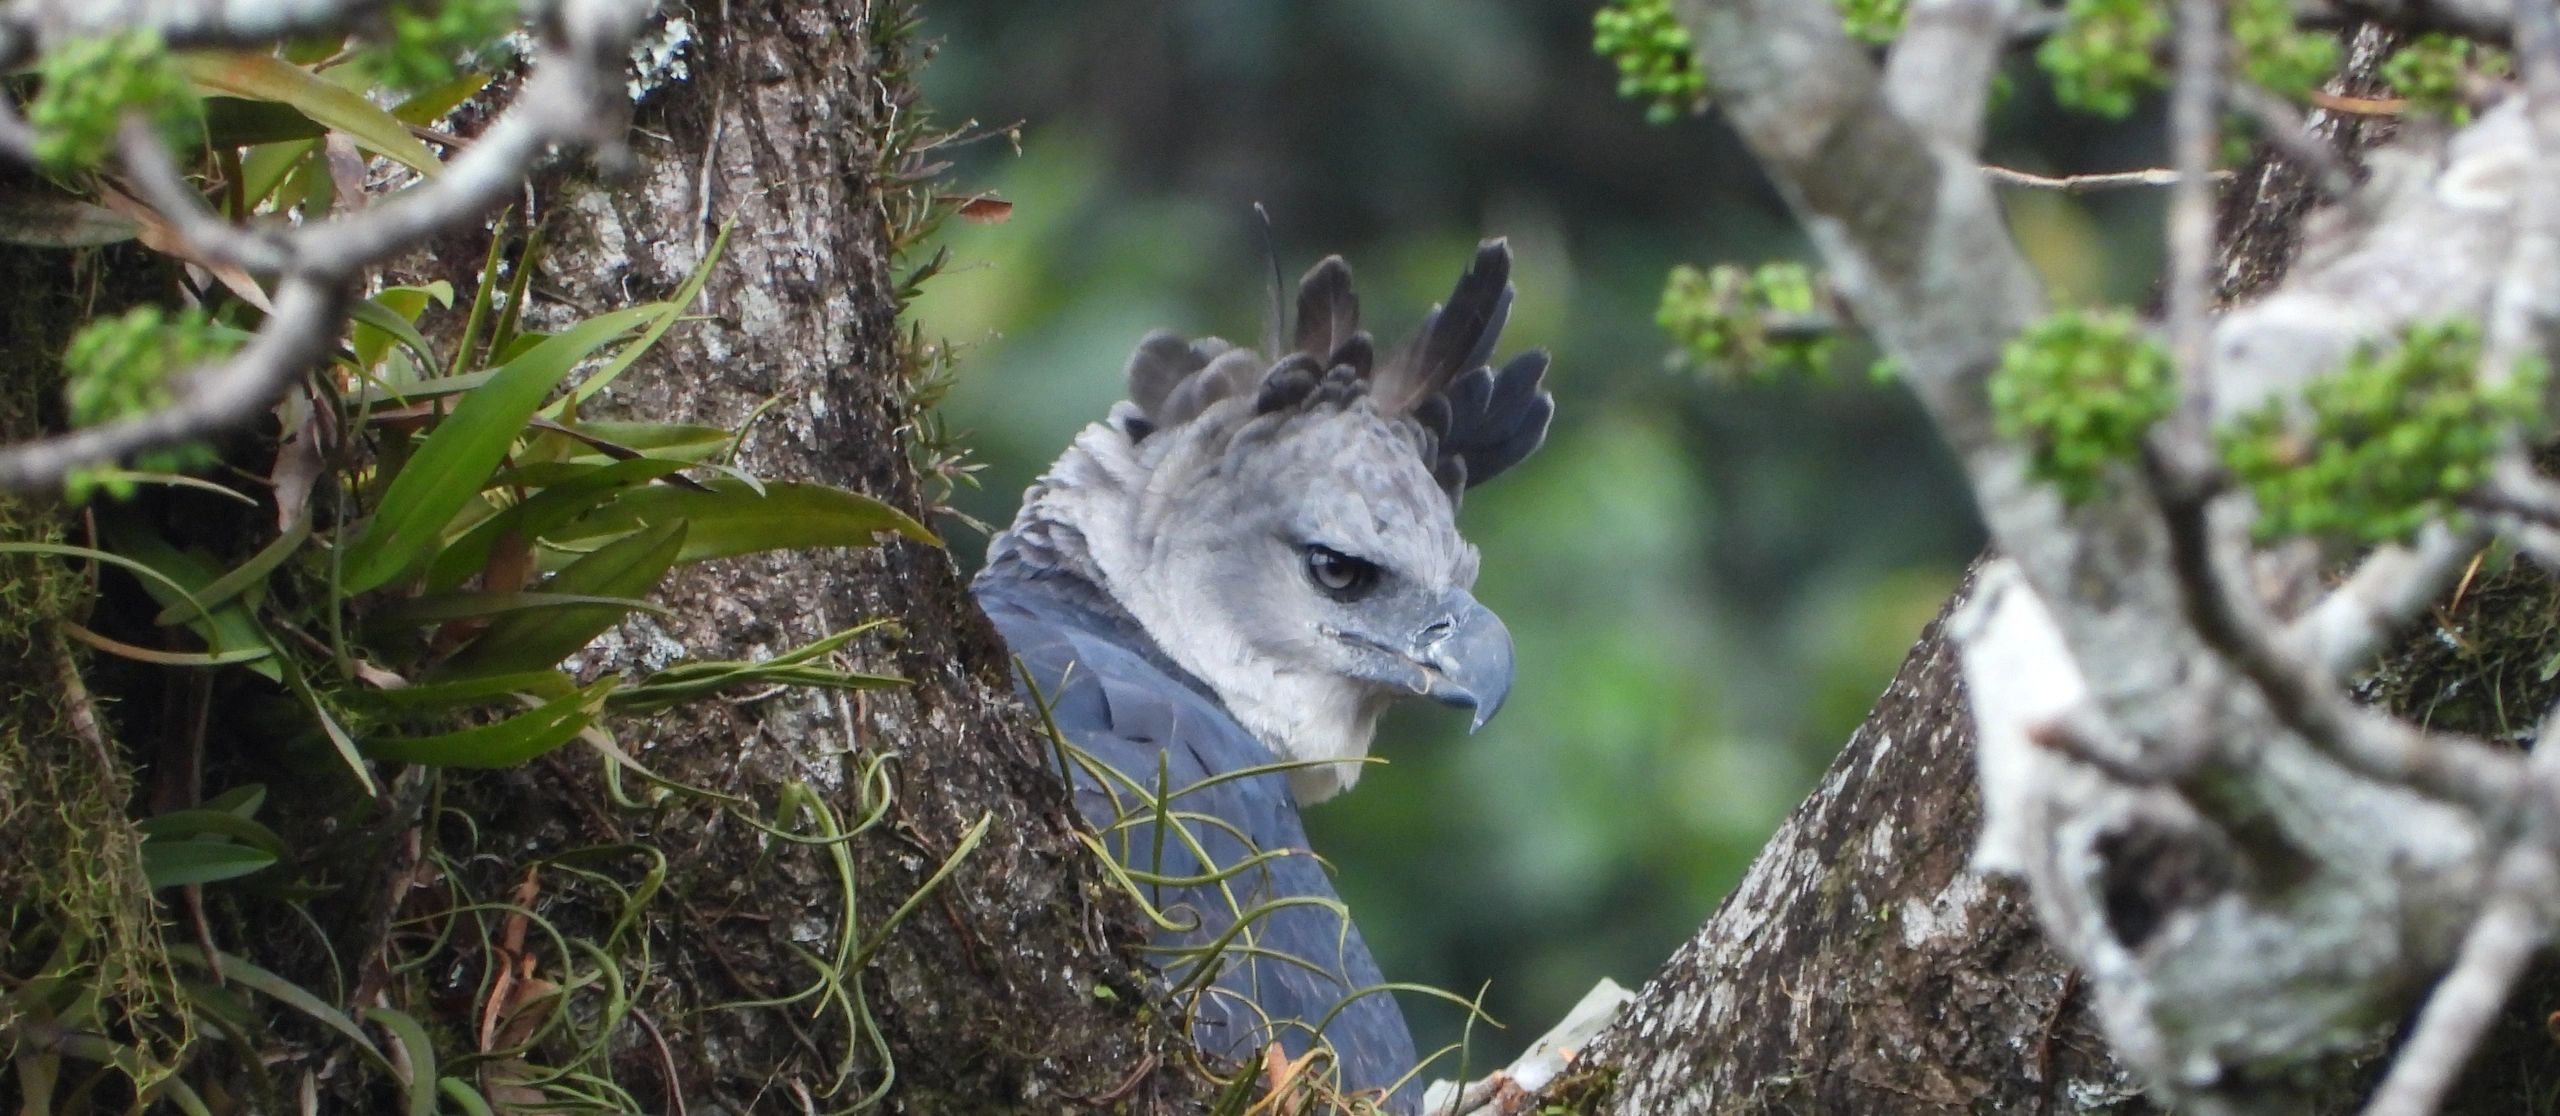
[973,240,1551,1109]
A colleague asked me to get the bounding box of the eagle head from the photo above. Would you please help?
[996,240,1554,803]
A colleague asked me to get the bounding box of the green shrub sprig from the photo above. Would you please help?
[1659,262,1839,382]
[27,30,201,170]
[2223,320,2544,544]
[1990,309,2177,505]
[1593,0,1707,125]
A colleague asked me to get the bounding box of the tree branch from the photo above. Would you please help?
[0,0,650,492]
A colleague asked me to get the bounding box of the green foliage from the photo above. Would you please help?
[1840,0,1908,45]
[1593,0,1706,125]
[1658,261,1838,382]
[2222,319,2544,544]
[2036,0,2168,119]
[2383,32,2510,124]
[1989,309,2176,505]
[2229,0,2338,98]
[26,29,201,169]
[59,305,234,500]
[357,0,522,91]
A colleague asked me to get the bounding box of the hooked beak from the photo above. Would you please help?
[1413,592,1515,732]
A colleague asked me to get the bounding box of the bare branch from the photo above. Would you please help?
[1981,165,2231,192]
[2357,842,2554,1116]
[2287,523,2482,676]
[1,0,401,52]
[0,2,650,492]
[0,277,345,490]
[2152,473,2523,812]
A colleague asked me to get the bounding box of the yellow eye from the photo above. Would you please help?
[1304,545,1379,598]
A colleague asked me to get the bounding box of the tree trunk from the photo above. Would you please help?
[379,2,1211,1109]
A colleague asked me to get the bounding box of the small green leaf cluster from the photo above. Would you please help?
[358,0,521,91]
[2382,33,2509,124]
[1840,0,1909,46]
[1989,309,2176,505]
[1658,262,1838,382]
[2037,0,2169,119]
[1593,0,1707,125]
[2229,0,2338,98]
[26,30,201,170]
[2223,320,2544,544]
[61,305,234,499]
[62,305,232,428]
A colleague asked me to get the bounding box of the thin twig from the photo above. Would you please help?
[2357,843,2553,1116]
[1981,165,2232,192]
[2149,456,2524,815]
[2287,524,2482,677]
[0,2,650,491]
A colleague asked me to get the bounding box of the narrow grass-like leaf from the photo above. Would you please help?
[278,654,378,795]
[439,520,685,678]
[140,839,276,889]
[354,670,579,710]
[341,303,668,593]
[59,620,273,668]
[179,53,443,176]
[364,679,611,767]
[547,479,935,568]
[371,590,673,628]
[152,516,310,625]
[555,223,730,411]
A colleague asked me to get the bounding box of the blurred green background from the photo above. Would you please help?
[907,0,2171,1072]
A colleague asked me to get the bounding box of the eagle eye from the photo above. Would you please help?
[1303,545,1380,599]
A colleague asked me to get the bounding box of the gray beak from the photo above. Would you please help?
[1415,593,1515,732]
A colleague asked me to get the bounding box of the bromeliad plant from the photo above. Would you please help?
[1,12,944,1113]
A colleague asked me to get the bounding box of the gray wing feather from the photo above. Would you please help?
[977,579,1424,1113]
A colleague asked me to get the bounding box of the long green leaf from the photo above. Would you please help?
[422,457,692,591]
[440,520,686,679]
[178,53,442,176]
[140,840,275,889]
[165,945,391,1073]
[151,516,310,626]
[370,590,673,628]
[363,680,610,768]
[548,479,936,567]
[362,1006,440,1116]
[136,809,288,856]
[51,524,283,682]
[340,303,669,593]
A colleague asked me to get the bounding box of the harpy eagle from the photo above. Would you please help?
[973,240,1553,1109]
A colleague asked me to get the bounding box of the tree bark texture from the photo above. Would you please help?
[3,4,1211,1113]
[404,3,1210,1110]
